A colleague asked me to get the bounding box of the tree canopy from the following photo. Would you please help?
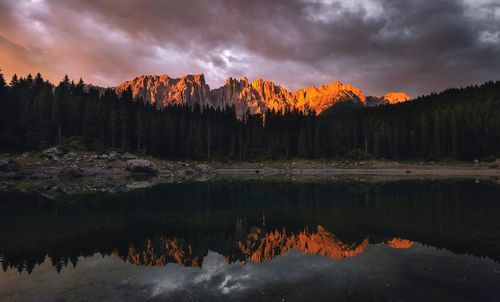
[0,72,498,161]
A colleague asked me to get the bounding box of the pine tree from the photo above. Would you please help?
[52,75,70,144]
[432,111,441,158]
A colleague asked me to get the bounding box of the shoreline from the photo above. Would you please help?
[214,167,500,176]
[1,149,499,198]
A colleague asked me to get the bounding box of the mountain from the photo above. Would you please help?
[115,74,212,108]
[294,81,366,112]
[366,91,411,106]
[113,225,412,268]
[115,73,411,116]
[209,77,296,115]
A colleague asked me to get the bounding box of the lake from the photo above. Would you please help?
[1,178,499,301]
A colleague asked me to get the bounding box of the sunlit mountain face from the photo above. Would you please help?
[116,225,375,268]
[114,74,412,117]
[1,179,499,274]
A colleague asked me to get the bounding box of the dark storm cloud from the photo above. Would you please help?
[0,0,499,96]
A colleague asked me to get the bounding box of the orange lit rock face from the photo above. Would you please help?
[115,74,211,108]
[228,225,368,264]
[113,226,370,267]
[294,82,367,113]
[382,92,411,104]
[366,91,411,106]
[387,238,414,249]
[115,73,410,116]
[209,77,296,115]
[114,238,205,267]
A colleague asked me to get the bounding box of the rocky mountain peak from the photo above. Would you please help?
[366,91,412,107]
[114,73,410,116]
[293,81,367,113]
[382,92,411,104]
[115,73,211,107]
[210,77,295,115]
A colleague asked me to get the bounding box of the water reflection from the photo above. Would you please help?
[0,179,499,274]
[116,224,374,267]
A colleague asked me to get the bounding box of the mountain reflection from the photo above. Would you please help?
[0,179,498,273]
[115,225,379,267]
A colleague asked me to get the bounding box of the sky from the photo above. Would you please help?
[0,0,499,97]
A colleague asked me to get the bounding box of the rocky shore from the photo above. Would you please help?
[0,147,216,198]
[0,147,499,198]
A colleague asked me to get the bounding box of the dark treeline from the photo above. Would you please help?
[0,72,499,160]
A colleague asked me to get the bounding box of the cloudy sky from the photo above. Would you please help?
[0,0,499,96]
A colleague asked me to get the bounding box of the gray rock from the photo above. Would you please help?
[162,163,176,171]
[27,172,51,180]
[58,164,85,179]
[0,183,16,191]
[195,163,214,174]
[18,152,30,159]
[0,171,24,180]
[126,159,158,174]
[0,159,20,172]
[107,151,120,161]
[63,151,78,161]
[127,181,153,189]
[41,147,68,159]
[176,167,195,177]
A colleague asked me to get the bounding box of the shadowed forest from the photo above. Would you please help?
[0,72,499,160]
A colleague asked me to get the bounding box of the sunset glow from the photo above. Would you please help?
[1,0,499,95]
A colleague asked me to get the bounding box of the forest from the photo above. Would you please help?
[0,72,499,161]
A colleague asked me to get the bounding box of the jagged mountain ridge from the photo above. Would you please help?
[115,74,212,108]
[115,73,411,116]
[114,225,412,268]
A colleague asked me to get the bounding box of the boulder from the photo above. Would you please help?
[126,159,158,174]
[27,172,51,180]
[0,159,20,172]
[175,167,196,177]
[58,164,84,179]
[195,163,215,174]
[18,152,30,159]
[62,151,79,161]
[107,151,120,161]
[121,153,138,161]
[489,159,500,168]
[41,147,67,159]
[472,159,479,168]
[162,163,176,171]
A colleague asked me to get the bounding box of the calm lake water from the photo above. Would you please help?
[1,178,499,301]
